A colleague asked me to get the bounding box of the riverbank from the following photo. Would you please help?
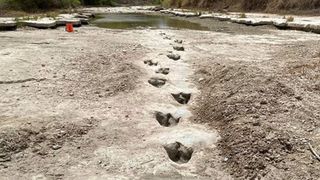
[160,0,320,15]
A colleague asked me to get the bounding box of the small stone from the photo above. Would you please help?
[198,78,205,82]
[69,92,74,96]
[52,145,62,150]
[125,115,129,118]
[41,64,45,67]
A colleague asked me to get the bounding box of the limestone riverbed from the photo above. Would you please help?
[0,6,320,180]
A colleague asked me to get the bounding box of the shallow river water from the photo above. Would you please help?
[92,13,208,30]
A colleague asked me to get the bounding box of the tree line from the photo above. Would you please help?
[0,0,114,11]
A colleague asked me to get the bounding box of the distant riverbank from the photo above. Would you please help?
[160,0,320,15]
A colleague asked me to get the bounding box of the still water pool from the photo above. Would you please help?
[92,13,208,30]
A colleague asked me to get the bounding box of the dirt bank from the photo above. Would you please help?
[187,29,320,179]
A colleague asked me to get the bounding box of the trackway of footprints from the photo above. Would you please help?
[145,32,194,164]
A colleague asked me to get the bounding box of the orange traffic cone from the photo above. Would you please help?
[66,23,74,32]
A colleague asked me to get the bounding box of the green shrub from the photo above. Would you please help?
[1,0,81,11]
[82,0,114,5]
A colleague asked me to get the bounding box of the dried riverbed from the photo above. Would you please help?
[0,7,320,180]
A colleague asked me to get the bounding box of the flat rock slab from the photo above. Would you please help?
[23,19,57,29]
[80,18,89,25]
[273,19,288,29]
[310,23,320,33]
[200,14,215,19]
[59,14,89,25]
[170,11,200,17]
[56,18,82,27]
[58,14,76,19]
[75,14,90,19]
[286,20,320,33]
[214,16,232,21]
[160,10,171,14]
[231,18,273,26]
[80,12,95,18]
[0,18,17,31]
